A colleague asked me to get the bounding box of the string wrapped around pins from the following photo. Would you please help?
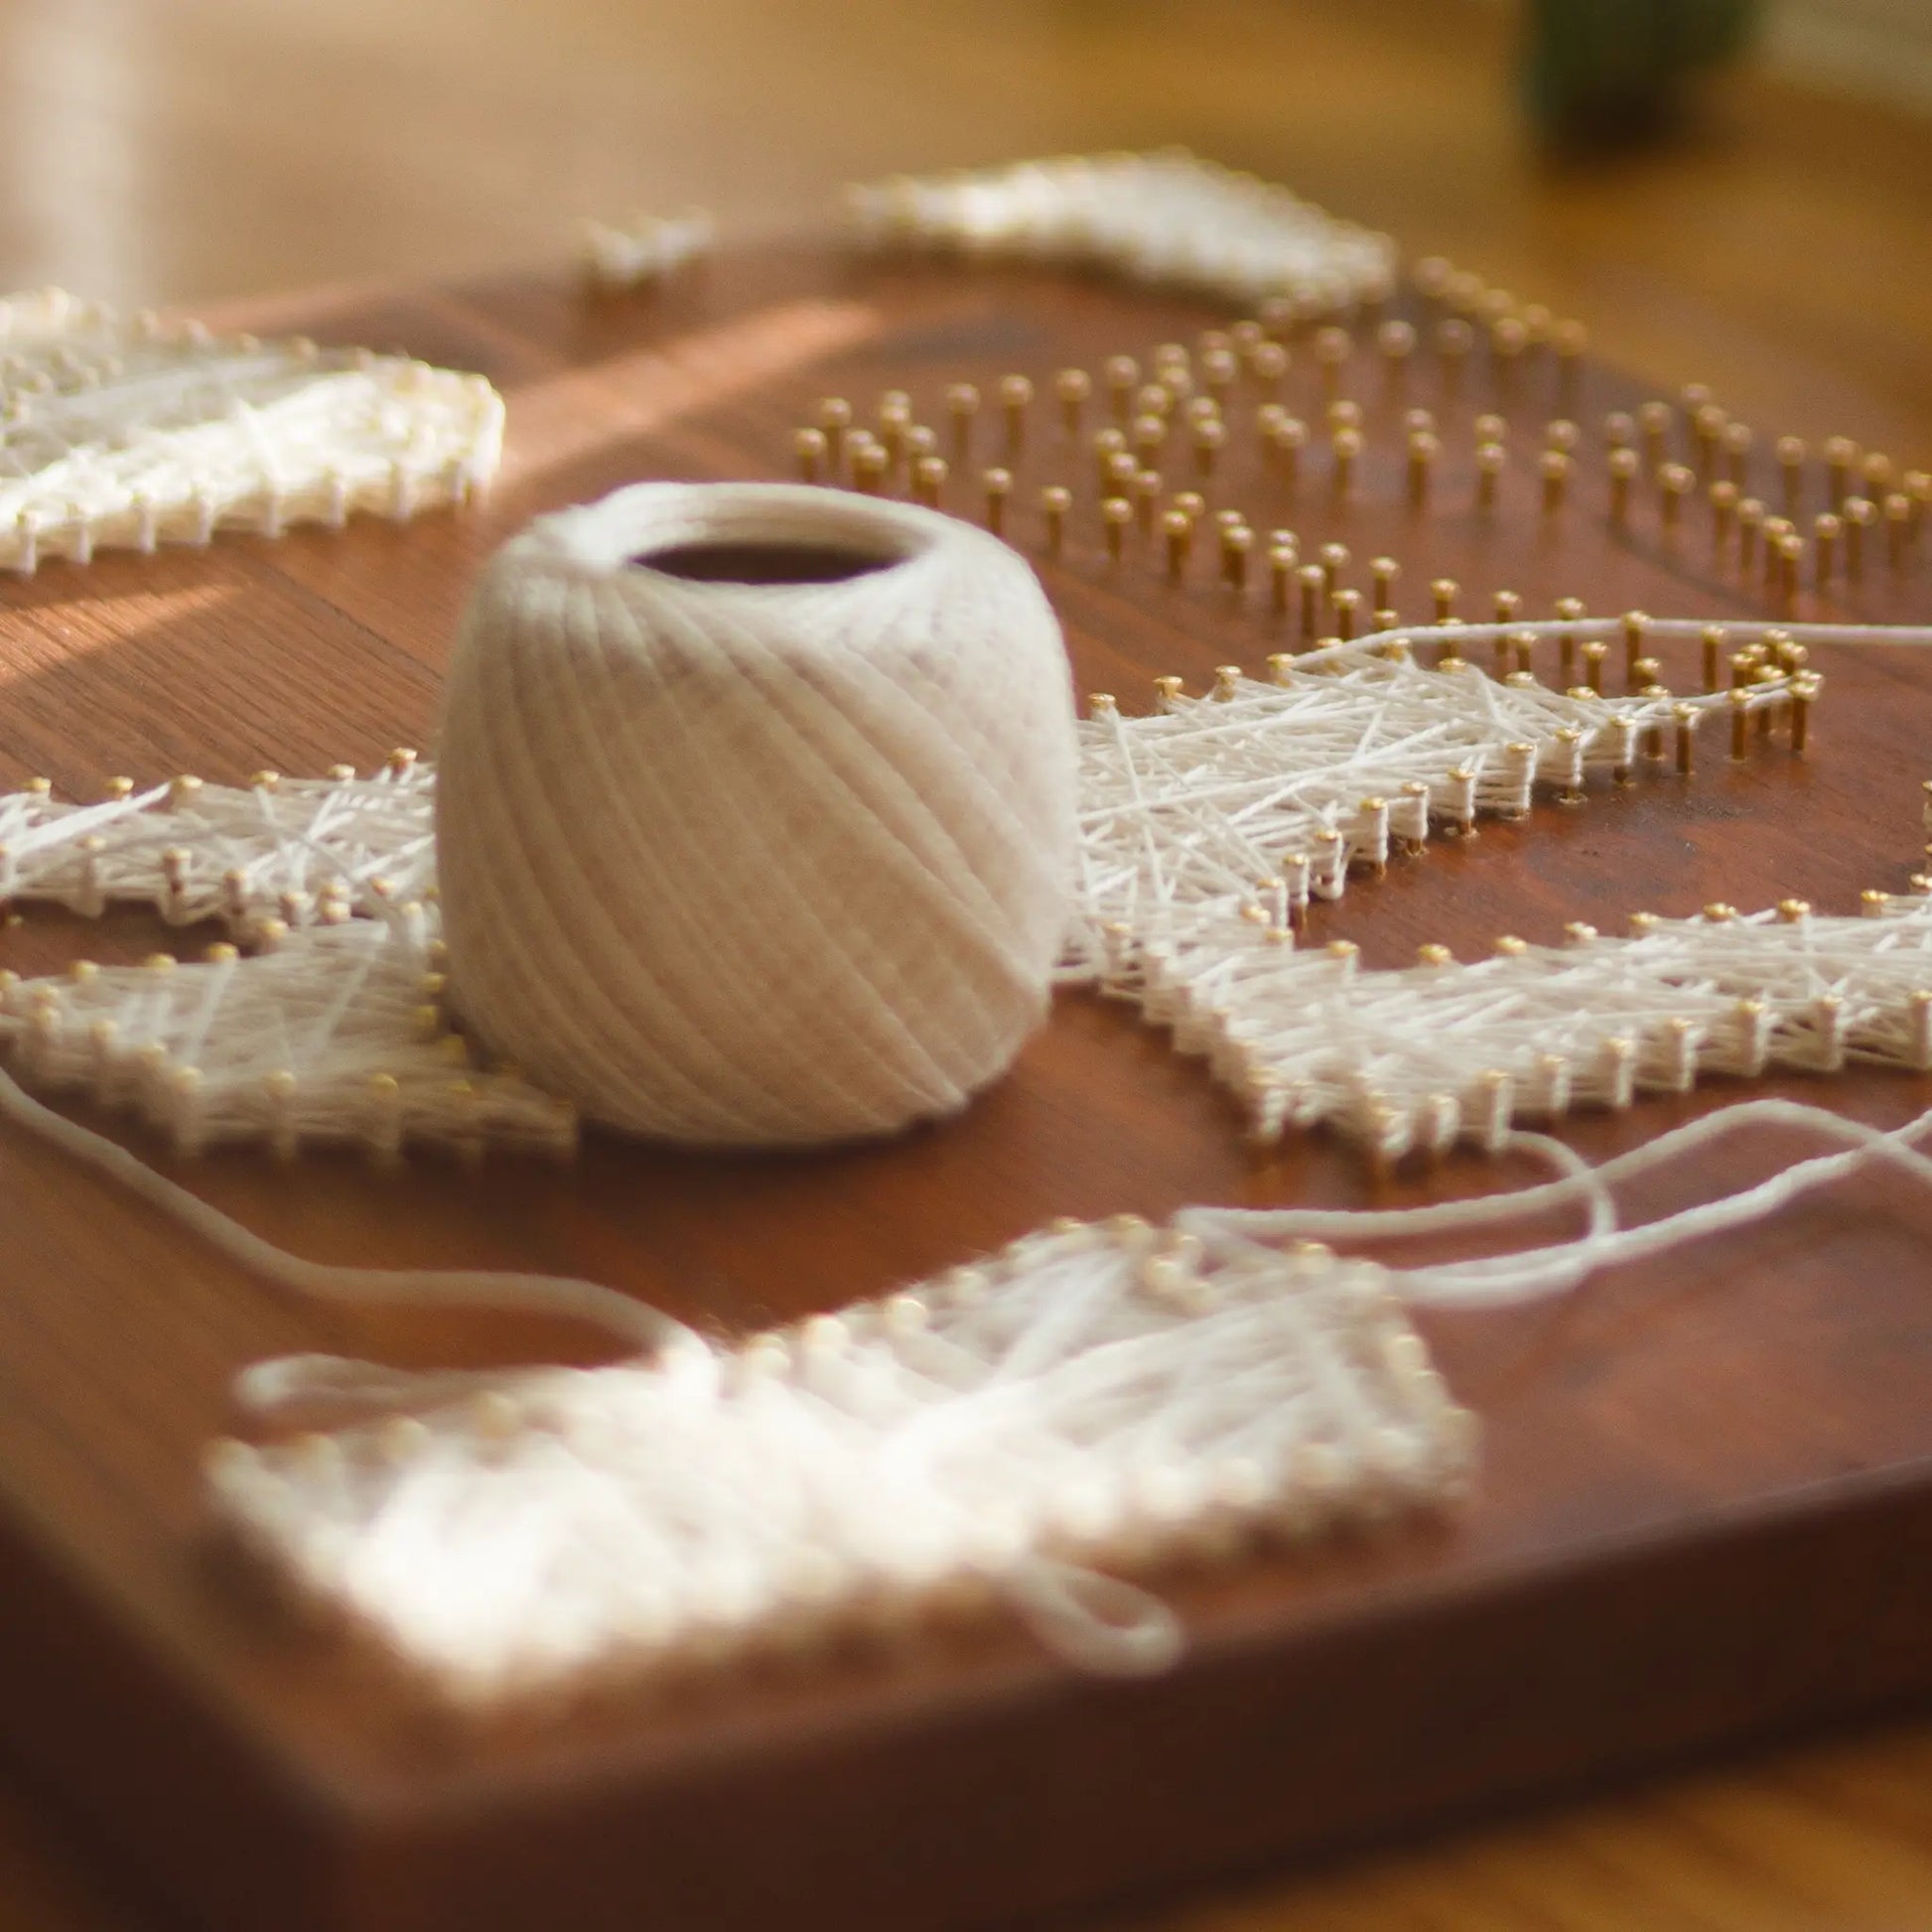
[0,289,503,574]
[848,152,1395,318]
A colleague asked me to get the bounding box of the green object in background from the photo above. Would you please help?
[1525,0,1761,147]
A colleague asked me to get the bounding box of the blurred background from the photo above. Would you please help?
[0,0,1926,452]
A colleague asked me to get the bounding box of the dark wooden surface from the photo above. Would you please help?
[0,241,1929,1932]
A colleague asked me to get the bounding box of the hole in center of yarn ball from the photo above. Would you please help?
[636,540,904,585]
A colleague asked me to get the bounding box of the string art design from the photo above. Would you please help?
[1,623,1925,1167]
[577,209,716,292]
[207,1216,1471,1700]
[0,288,503,574]
[849,152,1395,316]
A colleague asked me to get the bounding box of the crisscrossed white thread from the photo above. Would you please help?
[0,288,502,572]
[849,151,1394,314]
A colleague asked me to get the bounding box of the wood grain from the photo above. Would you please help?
[0,238,1926,1931]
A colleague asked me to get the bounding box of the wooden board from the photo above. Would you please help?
[0,239,1929,1932]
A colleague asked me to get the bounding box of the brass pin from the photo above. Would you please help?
[1212,664,1243,701]
[1474,411,1508,449]
[1490,315,1528,386]
[1710,479,1738,550]
[1475,441,1507,512]
[1602,411,1635,451]
[1173,489,1206,523]
[818,396,853,467]
[1404,407,1438,438]
[1332,586,1360,638]
[1200,348,1238,404]
[877,391,912,465]
[1864,451,1895,499]
[1659,463,1694,535]
[1105,451,1140,498]
[1736,496,1765,570]
[1432,577,1458,622]
[902,424,938,473]
[1372,556,1400,615]
[1319,542,1351,599]
[1193,417,1226,478]
[1436,318,1473,398]
[1269,544,1296,617]
[1298,563,1324,636]
[1494,588,1522,625]
[1554,320,1587,402]
[1153,673,1184,705]
[911,455,947,507]
[1250,340,1289,399]
[1729,686,1751,760]
[1314,326,1351,400]
[1512,630,1538,677]
[1197,327,1232,357]
[1723,421,1754,487]
[1791,671,1819,753]
[1040,484,1071,555]
[1055,367,1091,437]
[1907,470,1930,531]
[1270,414,1307,491]
[1777,531,1806,605]
[1132,413,1167,466]
[1844,495,1875,575]
[1138,382,1174,422]
[1640,688,1668,759]
[1582,639,1608,694]
[943,384,977,460]
[1825,435,1858,505]
[1702,623,1725,692]
[1104,355,1139,421]
[981,467,1011,536]
[1540,449,1571,515]
[1330,426,1362,496]
[1378,320,1416,384]
[1814,512,1841,584]
[1102,495,1133,561]
[1607,447,1639,524]
[1545,418,1581,456]
[1674,704,1697,775]
[1639,400,1673,473]
[794,426,828,483]
[1135,469,1163,537]
[1407,430,1439,509]
[1693,403,1727,476]
[1220,521,1253,591]
[1555,597,1586,684]
[1621,612,1649,686]
[1886,492,1913,568]
[1092,427,1128,492]
[850,436,888,493]
[1163,509,1193,583]
[1776,435,1806,517]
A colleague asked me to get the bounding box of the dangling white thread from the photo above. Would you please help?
[0,289,502,572]
[849,152,1395,315]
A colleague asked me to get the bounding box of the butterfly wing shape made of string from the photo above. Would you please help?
[0,287,503,572]
[0,635,1919,1166]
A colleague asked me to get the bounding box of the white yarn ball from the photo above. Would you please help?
[434,481,1078,1147]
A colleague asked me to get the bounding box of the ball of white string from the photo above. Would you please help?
[434,481,1078,1147]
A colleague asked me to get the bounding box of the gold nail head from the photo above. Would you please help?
[1603,411,1635,450]
[981,467,1012,537]
[1193,417,1226,478]
[1269,544,1296,617]
[1298,563,1324,636]
[1673,704,1697,775]
[1055,367,1090,436]
[1582,639,1608,694]
[1330,427,1361,497]
[1701,623,1726,693]
[1814,511,1841,584]
[1332,587,1360,639]
[1620,612,1649,685]
[798,419,842,488]
[1432,578,1458,622]
[1545,418,1581,455]
[818,396,853,465]
[1710,479,1738,549]
[1471,441,1504,513]
[1436,318,1473,396]
[1639,400,1674,472]
[911,455,946,508]
[999,373,1034,452]
[1104,355,1139,420]
[1163,509,1193,584]
[1729,686,1751,760]
[1777,435,1807,515]
[1407,431,1438,509]
[1372,556,1400,614]
[1540,449,1571,514]
[1791,672,1819,753]
[1134,468,1162,536]
[1102,494,1132,562]
[850,437,888,494]
[1040,483,1071,554]
[1607,447,1639,524]
[1659,463,1694,534]
[1737,497,1765,570]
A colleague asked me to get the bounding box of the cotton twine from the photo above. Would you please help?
[433,481,1078,1147]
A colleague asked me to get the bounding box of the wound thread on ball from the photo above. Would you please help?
[434,482,1079,1147]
